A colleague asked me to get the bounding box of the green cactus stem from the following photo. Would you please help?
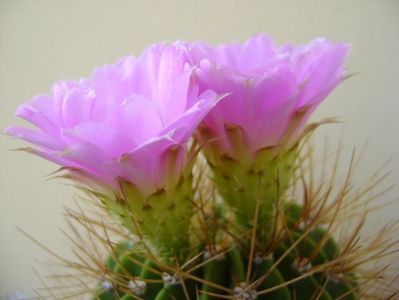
[93,203,359,300]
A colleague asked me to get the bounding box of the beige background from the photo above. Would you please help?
[1,0,399,298]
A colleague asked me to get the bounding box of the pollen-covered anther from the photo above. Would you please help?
[128,279,147,296]
[233,282,257,300]
[162,272,181,285]
[292,257,312,274]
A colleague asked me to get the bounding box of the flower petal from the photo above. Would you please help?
[5,126,64,150]
[161,89,221,143]
[105,94,163,145]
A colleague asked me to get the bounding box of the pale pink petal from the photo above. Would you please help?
[105,94,163,145]
[5,126,64,150]
[61,122,136,158]
[7,42,210,195]
[16,95,60,135]
[106,135,178,195]
[161,90,220,142]
[189,35,349,158]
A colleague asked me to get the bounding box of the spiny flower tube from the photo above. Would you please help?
[6,44,220,261]
[187,34,350,246]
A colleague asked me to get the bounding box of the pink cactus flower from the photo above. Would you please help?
[187,34,350,163]
[6,44,218,197]
[185,35,350,244]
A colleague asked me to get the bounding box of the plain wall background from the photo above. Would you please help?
[1,0,398,297]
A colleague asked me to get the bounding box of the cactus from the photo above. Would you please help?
[83,133,397,300]
[7,36,398,299]
[13,126,396,300]
[25,132,394,300]
[92,199,360,300]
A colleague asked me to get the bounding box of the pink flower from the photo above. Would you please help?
[6,44,218,196]
[185,35,350,244]
[188,34,350,163]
